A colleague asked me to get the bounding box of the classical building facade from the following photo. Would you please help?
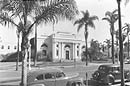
[34,32,85,62]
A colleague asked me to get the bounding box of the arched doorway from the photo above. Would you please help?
[40,43,48,60]
[65,45,70,60]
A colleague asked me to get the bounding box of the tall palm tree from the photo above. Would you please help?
[102,9,118,64]
[122,23,130,59]
[0,0,78,86]
[74,10,98,66]
[16,22,22,71]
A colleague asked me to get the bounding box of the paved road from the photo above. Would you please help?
[0,62,130,86]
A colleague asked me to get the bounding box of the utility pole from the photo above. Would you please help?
[117,0,125,86]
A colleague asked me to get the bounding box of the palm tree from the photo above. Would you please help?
[16,22,22,71]
[102,9,118,64]
[74,10,98,66]
[122,23,130,59]
[0,0,78,86]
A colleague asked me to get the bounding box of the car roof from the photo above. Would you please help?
[28,67,63,76]
[99,64,120,68]
[27,67,63,83]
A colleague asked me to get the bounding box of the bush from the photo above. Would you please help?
[1,52,22,62]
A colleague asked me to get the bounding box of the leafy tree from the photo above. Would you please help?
[122,23,130,58]
[89,39,101,61]
[102,9,118,64]
[74,10,98,66]
[104,39,111,58]
[0,0,78,86]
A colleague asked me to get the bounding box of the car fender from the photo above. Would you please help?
[105,74,115,84]
[30,84,45,86]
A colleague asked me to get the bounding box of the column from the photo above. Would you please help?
[79,44,82,60]
[62,43,65,60]
[60,42,62,61]
[52,41,56,61]
[73,43,75,60]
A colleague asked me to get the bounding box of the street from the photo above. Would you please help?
[0,62,130,86]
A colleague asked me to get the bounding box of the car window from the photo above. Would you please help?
[35,74,44,80]
[56,72,65,78]
[71,82,82,86]
[98,66,107,71]
[112,67,120,71]
[45,73,55,79]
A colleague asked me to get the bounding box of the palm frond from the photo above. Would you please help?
[77,23,84,32]
[105,11,112,18]
[74,18,84,25]
[89,16,99,21]
[0,12,19,28]
[88,20,95,29]
[102,17,111,23]
[112,9,118,14]
[34,0,79,25]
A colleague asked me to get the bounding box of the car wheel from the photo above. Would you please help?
[106,75,114,85]
[107,76,114,85]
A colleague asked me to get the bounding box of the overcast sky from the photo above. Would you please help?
[0,0,130,44]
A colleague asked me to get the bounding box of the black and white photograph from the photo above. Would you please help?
[0,0,130,86]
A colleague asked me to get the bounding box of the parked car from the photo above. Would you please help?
[125,59,130,64]
[26,67,84,86]
[92,64,130,85]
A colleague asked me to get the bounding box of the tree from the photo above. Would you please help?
[74,10,98,66]
[104,39,111,58]
[16,22,23,71]
[102,9,118,64]
[122,23,130,59]
[89,39,101,61]
[0,0,78,86]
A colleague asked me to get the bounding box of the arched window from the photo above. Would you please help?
[8,46,10,49]
[1,45,4,49]
[14,46,17,49]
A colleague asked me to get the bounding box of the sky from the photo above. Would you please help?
[0,0,130,44]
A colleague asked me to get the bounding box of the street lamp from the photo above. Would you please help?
[117,0,125,86]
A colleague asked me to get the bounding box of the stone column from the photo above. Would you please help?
[62,43,65,60]
[79,44,82,60]
[73,43,76,60]
[60,42,62,61]
[52,41,56,61]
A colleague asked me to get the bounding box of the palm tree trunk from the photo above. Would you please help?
[128,35,129,58]
[16,35,20,71]
[85,31,88,66]
[21,35,28,86]
[117,0,125,86]
[21,2,28,86]
[111,33,115,64]
[34,24,37,66]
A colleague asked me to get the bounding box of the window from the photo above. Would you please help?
[56,50,59,56]
[56,72,65,78]
[35,74,44,80]
[57,44,59,48]
[8,46,10,49]
[14,46,17,49]
[45,73,55,79]
[77,50,79,56]
[43,50,47,56]
[1,45,4,49]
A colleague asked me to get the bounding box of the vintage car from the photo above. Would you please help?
[92,64,130,85]
[27,67,85,86]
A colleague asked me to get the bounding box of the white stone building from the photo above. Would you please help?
[34,32,85,62]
